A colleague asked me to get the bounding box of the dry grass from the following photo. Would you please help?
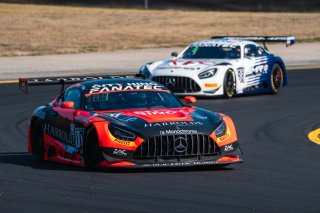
[0,3,319,56]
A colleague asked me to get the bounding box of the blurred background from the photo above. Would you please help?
[0,0,319,56]
[1,0,320,12]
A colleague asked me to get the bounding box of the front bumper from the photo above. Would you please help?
[150,75,224,96]
[98,155,242,168]
[99,143,242,169]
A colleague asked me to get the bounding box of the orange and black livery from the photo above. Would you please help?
[20,76,242,169]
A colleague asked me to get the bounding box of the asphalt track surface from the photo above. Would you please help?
[0,69,319,213]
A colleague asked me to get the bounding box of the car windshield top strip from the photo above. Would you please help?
[84,89,170,97]
[84,90,183,111]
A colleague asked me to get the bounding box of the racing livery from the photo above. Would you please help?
[139,36,295,97]
[20,77,242,169]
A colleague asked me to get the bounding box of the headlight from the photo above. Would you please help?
[139,65,151,79]
[214,121,226,137]
[198,68,217,79]
[109,124,136,141]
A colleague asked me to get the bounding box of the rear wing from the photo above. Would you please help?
[211,36,295,48]
[19,74,142,94]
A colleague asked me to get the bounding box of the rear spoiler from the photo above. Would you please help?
[19,74,142,94]
[211,36,295,48]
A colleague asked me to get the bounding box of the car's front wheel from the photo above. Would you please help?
[31,120,45,161]
[270,64,284,94]
[84,128,103,169]
[223,69,236,98]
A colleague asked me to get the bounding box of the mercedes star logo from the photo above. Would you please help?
[174,136,188,153]
[165,77,176,87]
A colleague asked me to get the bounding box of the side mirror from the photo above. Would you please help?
[171,51,178,57]
[61,101,75,109]
[184,96,196,106]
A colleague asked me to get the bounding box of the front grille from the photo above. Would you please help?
[132,134,220,161]
[152,76,201,93]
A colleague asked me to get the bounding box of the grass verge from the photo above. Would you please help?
[0,3,319,56]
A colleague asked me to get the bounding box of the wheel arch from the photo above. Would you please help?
[83,122,109,151]
[83,122,105,168]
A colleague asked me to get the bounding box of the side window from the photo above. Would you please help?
[64,89,81,109]
[244,44,259,57]
[257,46,269,56]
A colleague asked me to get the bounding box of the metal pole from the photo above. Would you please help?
[144,0,149,9]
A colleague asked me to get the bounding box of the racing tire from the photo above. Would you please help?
[223,69,236,98]
[31,120,45,161]
[270,64,284,94]
[84,128,103,169]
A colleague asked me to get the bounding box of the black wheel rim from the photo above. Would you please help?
[226,72,235,96]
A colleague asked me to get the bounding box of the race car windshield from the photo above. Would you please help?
[85,91,183,111]
[181,45,241,59]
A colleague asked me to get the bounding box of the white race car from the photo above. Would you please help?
[139,36,295,97]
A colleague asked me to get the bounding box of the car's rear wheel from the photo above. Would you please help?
[31,120,44,161]
[223,69,236,98]
[270,64,284,94]
[84,128,103,169]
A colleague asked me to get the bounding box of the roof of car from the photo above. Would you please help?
[79,78,168,94]
[192,38,256,46]
[80,78,153,87]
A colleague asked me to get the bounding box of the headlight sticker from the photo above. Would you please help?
[216,127,231,143]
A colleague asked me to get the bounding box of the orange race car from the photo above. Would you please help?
[19,76,242,169]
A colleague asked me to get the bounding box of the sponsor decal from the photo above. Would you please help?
[114,138,131,146]
[218,133,230,142]
[237,67,245,83]
[204,83,218,88]
[44,123,84,148]
[254,64,268,74]
[70,124,84,148]
[134,110,177,116]
[113,149,127,156]
[224,144,234,152]
[216,127,231,143]
[105,113,137,122]
[166,60,214,67]
[147,161,216,167]
[192,114,208,120]
[28,76,137,84]
[145,121,203,128]
[197,42,238,48]
[245,64,268,78]
[29,76,104,83]
[158,66,197,70]
[89,82,163,94]
[160,129,197,135]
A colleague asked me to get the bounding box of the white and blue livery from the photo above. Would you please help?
[139,36,295,97]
